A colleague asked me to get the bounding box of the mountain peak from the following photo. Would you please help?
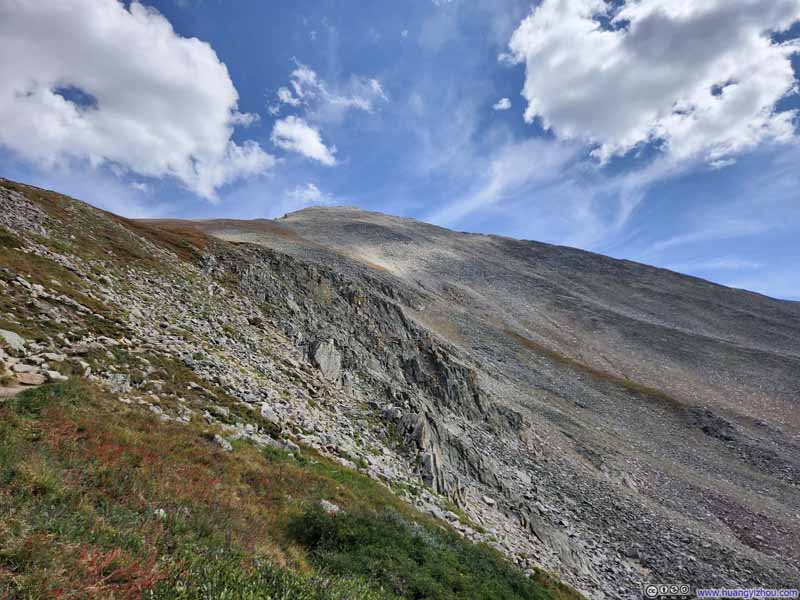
[1,178,798,597]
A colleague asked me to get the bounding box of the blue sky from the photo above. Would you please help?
[1,0,799,300]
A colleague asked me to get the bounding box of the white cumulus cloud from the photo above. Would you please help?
[271,116,337,165]
[0,0,274,200]
[508,0,800,164]
[493,97,511,111]
[285,182,333,204]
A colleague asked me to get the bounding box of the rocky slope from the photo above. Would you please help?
[2,179,799,598]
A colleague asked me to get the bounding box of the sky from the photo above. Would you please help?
[0,0,799,300]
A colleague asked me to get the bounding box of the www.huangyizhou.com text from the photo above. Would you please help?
[696,589,799,599]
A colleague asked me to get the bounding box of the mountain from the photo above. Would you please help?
[1,178,798,598]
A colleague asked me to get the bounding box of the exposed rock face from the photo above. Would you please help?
[0,186,49,238]
[2,179,799,598]
[186,207,800,595]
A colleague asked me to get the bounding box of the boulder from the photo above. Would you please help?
[67,343,91,355]
[0,329,25,354]
[17,372,45,386]
[212,434,233,452]
[319,499,341,515]
[260,404,280,426]
[44,370,68,382]
[310,339,341,381]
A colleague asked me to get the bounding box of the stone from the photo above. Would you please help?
[0,329,25,354]
[382,406,403,421]
[105,373,131,394]
[482,495,497,506]
[12,363,37,373]
[260,404,280,426]
[17,372,45,386]
[310,339,341,381]
[286,297,301,314]
[282,439,301,453]
[44,370,68,382]
[210,405,230,419]
[212,434,233,452]
[319,499,341,515]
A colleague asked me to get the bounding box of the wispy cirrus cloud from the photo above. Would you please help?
[425,137,580,229]
[645,220,772,256]
[268,62,388,123]
[666,257,765,272]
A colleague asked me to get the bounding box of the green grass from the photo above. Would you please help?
[0,380,583,600]
[0,225,22,249]
[147,552,385,600]
[289,507,569,600]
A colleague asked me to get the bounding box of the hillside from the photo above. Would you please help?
[1,178,799,597]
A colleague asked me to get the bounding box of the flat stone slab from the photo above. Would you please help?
[16,372,45,386]
[0,384,30,399]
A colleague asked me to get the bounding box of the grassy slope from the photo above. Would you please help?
[0,380,580,600]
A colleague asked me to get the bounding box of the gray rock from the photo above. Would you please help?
[319,499,341,515]
[310,338,341,381]
[212,434,233,452]
[210,405,230,419]
[0,329,25,354]
[44,370,68,382]
[67,343,91,355]
[260,404,280,426]
[17,372,45,386]
[105,373,131,394]
[282,439,301,453]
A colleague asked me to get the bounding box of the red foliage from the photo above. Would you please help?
[52,547,163,599]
